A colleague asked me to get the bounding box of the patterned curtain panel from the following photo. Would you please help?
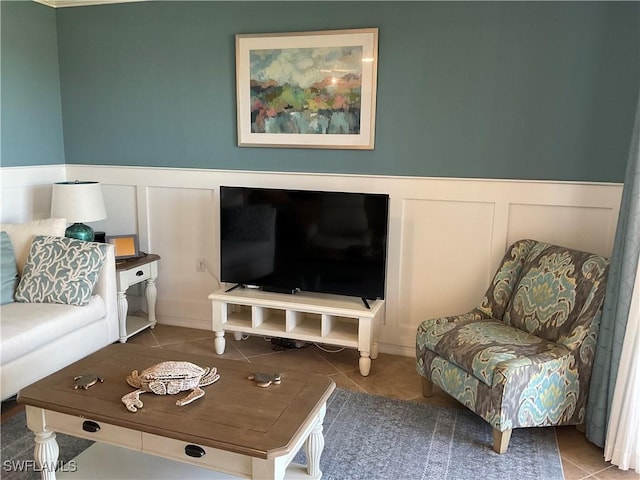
[586,94,640,461]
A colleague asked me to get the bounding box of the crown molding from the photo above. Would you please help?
[34,0,146,8]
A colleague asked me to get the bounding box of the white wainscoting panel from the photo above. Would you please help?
[146,186,218,323]
[91,184,139,238]
[1,164,623,356]
[0,166,66,223]
[507,204,616,258]
[395,199,495,329]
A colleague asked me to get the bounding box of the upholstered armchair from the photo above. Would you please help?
[416,239,609,453]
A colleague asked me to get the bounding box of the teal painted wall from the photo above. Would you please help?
[56,1,639,182]
[3,2,637,181]
[1,1,65,167]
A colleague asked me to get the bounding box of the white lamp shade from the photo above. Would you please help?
[51,181,107,223]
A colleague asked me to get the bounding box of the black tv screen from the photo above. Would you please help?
[220,186,389,300]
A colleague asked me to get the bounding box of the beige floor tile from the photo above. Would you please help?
[556,426,612,474]
[327,373,367,393]
[562,457,593,480]
[145,324,214,346]
[314,345,363,372]
[157,338,245,361]
[125,328,161,347]
[227,334,281,357]
[245,347,341,376]
[592,466,640,479]
[342,353,423,400]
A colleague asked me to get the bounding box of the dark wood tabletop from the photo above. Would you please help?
[115,253,161,271]
[18,343,335,459]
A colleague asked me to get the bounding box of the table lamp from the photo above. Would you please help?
[51,181,107,241]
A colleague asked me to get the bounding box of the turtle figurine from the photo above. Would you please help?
[248,372,282,388]
[73,374,104,390]
[121,361,220,412]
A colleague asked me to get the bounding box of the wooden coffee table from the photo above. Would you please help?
[18,344,335,480]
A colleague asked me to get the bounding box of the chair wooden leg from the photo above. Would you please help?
[492,428,512,454]
[421,377,434,397]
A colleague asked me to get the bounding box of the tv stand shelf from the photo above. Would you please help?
[208,287,385,376]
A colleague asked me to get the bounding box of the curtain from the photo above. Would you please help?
[585,93,640,467]
[605,259,640,471]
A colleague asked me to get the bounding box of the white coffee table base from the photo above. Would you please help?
[27,404,325,480]
[58,443,317,480]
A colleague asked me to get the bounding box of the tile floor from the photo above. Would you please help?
[3,324,638,479]
[129,325,639,480]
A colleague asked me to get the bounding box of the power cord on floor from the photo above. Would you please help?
[248,335,344,353]
[314,343,345,353]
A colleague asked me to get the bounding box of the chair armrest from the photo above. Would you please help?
[92,244,118,341]
[417,309,491,352]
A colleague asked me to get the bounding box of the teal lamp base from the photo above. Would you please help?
[65,223,95,241]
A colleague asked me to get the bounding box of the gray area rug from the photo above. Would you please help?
[1,410,93,480]
[293,389,564,479]
[2,389,564,480]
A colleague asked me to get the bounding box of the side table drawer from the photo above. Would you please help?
[117,263,152,290]
[142,432,252,477]
[46,410,142,449]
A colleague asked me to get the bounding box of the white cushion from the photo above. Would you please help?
[0,218,67,275]
[0,295,106,364]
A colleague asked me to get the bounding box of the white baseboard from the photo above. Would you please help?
[156,315,210,331]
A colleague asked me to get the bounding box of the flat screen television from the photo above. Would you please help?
[220,186,389,302]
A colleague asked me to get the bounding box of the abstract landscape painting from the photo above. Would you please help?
[236,29,378,149]
[250,46,363,135]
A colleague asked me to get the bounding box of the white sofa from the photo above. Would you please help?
[1,218,119,400]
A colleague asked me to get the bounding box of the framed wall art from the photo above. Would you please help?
[236,28,379,150]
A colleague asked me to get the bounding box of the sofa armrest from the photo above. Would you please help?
[93,244,119,342]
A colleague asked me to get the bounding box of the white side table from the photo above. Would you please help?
[115,253,161,343]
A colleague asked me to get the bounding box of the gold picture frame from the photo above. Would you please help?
[236,28,379,150]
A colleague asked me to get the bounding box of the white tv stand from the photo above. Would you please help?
[208,287,385,376]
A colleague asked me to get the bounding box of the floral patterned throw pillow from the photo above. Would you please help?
[15,235,108,306]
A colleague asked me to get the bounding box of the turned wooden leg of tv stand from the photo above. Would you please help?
[213,331,244,354]
[359,352,372,376]
[214,331,225,354]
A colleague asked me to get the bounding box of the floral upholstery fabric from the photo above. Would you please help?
[416,239,609,432]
